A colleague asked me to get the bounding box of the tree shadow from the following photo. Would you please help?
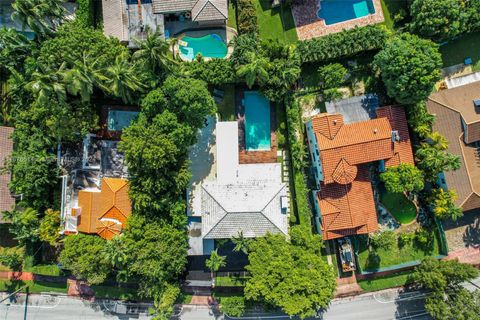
[463,216,480,248]
[365,250,381,271]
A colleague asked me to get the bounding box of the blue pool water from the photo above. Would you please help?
[244,91,271,151]
[317,0,375,25]
[179,34,227,61]
[108,110,139,131]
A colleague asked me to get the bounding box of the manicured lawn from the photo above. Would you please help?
[0,280,68,294]
[217,85,236,121]
[358,271,414,292]
[26,264,61,276]
[91,285,141,300]
[440,32,480,67]
[216,275,249,287]
[380,191,417,224]
[253,1,298,44]
[227,2,237,30]
[355,231,441,272]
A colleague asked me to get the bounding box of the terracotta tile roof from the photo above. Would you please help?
[0,126,15,219]
[318,166,378,240]
[75,178,131,239]
[312,114,394,184]
[377,106,415,167]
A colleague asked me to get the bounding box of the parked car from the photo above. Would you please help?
[338,238,356,272]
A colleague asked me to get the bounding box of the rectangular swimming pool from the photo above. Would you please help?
[108,110,139,131]
[244,91,271,151]
[317,0,375,25]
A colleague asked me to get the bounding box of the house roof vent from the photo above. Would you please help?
[474,99,480,108]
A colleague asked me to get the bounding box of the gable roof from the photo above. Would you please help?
[101,0,128,42]
[201,182,288,239]
[152,0,227,21]
[318,165,378,240]
[0,126,15,220]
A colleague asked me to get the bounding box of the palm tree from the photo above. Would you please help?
[133,30,176,73]
[169,37,179,59]
[25,63,67,105]
[232,231,251,254]
[236,51,271,88]
[11,0,67,35]
[103,52,145,104]
[205,249,226,287]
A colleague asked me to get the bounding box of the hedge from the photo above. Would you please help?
[285,96,312,228]
[76,0,95,28]
[237,0,258,35]
[297,25,390,64]
[181,59,237,85]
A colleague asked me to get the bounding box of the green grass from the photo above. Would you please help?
[380,191,417,224]
[253,1,298,44]
[177,293,193,304]
[356,231,441,272]
[227,2,237,30]
[0,280,68,294]
[358,271,414,292]
[26,264,61,276]
[91,285,141,300]
[217,85,235,121]
[440,32,480,67]
[216,276,249,287]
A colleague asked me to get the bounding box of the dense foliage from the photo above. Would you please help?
[4,208,40,246]
[237,0,258,35]
[297,25,389,64]
[413,258,480,320]
[245,233,336,319]
[380,164,424,194]
[59,234,111,284]
[180,59,237,85]
[12,0,67,36]
[374,33,442,104]
[75,0,95,28]
[430,189,463,221]
[39,209,61,246]
[220,296,246,317]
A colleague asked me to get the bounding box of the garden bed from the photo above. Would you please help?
[380,191,417,225]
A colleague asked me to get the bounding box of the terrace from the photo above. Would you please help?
[291,0,384,40]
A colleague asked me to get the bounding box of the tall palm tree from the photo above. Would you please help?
[133,30,176,73]
[236,51,271,88]
[25,63,67,105]
[232,231,251,254]
[205,249,226,288]
[103,52,145,104]
[11,0,67,35]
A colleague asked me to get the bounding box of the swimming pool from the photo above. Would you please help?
[244,91,271,151]
[179,34,227,61]
[317,0,375,25]
[108,110,139,131]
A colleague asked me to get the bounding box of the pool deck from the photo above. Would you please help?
[291,0,384,40]
[236,89,278,164]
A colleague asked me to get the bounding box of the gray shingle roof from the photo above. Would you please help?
[152,0,227,21]
[0,126,15,221]
[201,182,288,239]
[101,0,128,42]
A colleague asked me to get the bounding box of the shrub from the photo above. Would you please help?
[220,296,246,317]
[181,59,237,85]
[370,230,396,250]
[237,0,258,35]
[0,247,23,271]
[398,232,415,248]
[297,25,389,64]
[415,229,434,250]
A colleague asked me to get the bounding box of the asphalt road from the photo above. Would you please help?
[0,277,478,320]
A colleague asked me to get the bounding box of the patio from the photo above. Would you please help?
[291,0,384,40]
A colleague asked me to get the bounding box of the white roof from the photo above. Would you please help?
[216,121,239,183]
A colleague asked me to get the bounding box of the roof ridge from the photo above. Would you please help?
[204,0,227,19]
[201,184,229,238]
[259,184,288,234]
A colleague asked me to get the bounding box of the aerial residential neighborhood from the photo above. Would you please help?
[0,0,479,319]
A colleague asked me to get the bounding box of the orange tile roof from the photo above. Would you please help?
[74,178,131,240]
[376,106,415,167]
[318,166,378,240]
[312,114,394,184]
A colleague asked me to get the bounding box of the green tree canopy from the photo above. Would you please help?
[4,208,40,246]
[409,0,462,42]
[413,258,480,320]
[39,208,61,246]
[317,63,347,89]
[120,214,189,298]
[430,188,463,221]
[380,164,424,194]
[245,234,336,319]
[12,0,67,36]
[59,234,111,285]
[374,33,442,104]
[415,142,460,182]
